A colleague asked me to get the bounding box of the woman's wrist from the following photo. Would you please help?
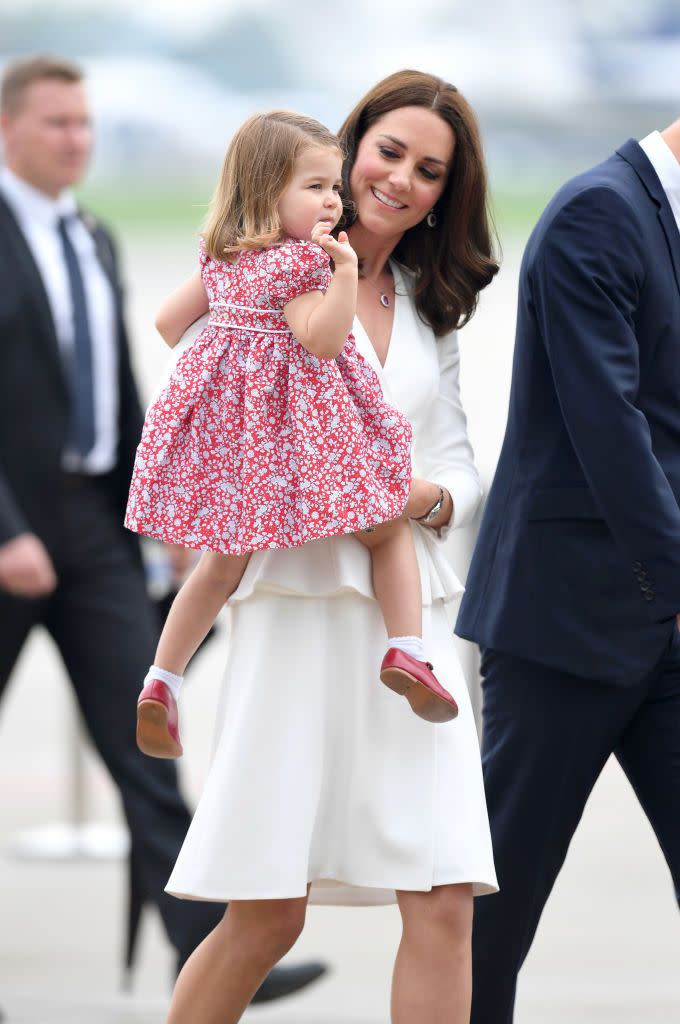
[416,485,445,524]
[428,488,454,531]
[407,479,454,530]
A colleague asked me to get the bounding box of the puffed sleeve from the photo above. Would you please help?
[266,240,332,308]
[414,328,482,537]
[198,236,210,271]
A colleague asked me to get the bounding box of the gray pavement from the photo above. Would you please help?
[3,631,679,1023]
[1,234,679,1022]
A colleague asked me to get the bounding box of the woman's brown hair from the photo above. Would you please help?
[338,69,499,336]
[204,110,341,260]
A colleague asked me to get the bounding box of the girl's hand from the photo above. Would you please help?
[311,226,358,271]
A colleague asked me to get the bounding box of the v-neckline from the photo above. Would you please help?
[354,261,401,373]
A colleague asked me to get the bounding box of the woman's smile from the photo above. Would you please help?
[370,186,408,210]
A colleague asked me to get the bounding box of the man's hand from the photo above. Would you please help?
[0,533,57,597]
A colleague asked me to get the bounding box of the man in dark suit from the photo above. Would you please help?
[456,121,680,1021]
[0,54,324,1002]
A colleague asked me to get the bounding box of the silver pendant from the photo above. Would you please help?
[380,293,390,308]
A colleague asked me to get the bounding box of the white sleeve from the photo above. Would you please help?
[413,328,482,537]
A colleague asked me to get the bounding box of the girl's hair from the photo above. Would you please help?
[204,110,342,259]
[338,69,499,336]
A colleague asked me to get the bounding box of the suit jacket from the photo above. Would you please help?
[0,195,144,554]
[456,140,680,685]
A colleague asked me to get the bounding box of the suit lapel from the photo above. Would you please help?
[657,202,680,300]
[0,194,68,397]
[617,138,680,299]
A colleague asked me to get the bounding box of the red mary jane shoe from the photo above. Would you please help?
[137,679,183,759]
[380,648,459,723]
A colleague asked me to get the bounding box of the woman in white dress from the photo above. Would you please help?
[166,70,499,1024]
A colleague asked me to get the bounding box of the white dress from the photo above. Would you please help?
[166,263,498,905]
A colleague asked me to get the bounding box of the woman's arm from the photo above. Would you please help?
[403,479,454,531]
[155,270,209,348]
[412,329,482,535]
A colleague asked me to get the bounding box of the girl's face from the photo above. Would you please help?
[278,146,344,241]
[348,105,455,242]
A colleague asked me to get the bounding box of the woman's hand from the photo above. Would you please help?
[311,226,358,271]
[404,478,454,530]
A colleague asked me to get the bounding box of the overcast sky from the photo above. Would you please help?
[5,0,439,33]
[3,0,663,32]
[2,0,676,111]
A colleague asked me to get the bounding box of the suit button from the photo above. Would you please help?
[644,592,655,601]
[632,561,642,572]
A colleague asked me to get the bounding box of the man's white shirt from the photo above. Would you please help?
[639,130,680,237]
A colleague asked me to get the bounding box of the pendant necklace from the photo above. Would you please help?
[359,262,393,308]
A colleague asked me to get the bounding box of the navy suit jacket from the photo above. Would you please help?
[456,140,680,685]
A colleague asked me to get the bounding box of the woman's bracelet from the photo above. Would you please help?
[416,485,445,525]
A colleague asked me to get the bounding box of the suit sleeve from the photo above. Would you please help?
[0,472,29,545]
[414,328,482,535]
[531,184,680,622]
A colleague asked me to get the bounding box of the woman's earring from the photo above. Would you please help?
[426,209,437,228]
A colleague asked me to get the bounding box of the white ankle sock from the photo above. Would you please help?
[387,635,425,662]
[145,665,184,700]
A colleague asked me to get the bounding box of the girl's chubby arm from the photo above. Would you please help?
[155,270,209,348]
[283,228,358,360]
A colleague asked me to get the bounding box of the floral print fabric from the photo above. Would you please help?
[125,239,412,555]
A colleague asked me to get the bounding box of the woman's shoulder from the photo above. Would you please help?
[392,257,417,283]
[391,258,418,304]
[392,261,459,356]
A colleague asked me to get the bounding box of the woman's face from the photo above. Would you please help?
[348,105,455,241]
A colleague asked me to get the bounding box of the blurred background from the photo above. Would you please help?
[1,1,679,1021]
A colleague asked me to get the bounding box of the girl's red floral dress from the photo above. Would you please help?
[125,239,412,555]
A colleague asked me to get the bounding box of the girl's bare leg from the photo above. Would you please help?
[357,520,421,638]
[392,884,473,1024]
[155,551,250,675]
[167,895,308,1024]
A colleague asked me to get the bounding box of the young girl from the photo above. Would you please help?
[125,110,458,759]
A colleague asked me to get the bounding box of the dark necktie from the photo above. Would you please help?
[57,215,96,457]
